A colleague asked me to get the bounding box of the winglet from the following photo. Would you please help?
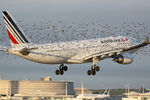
[144,37,150,44]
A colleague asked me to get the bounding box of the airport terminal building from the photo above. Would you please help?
[0,77,75,99]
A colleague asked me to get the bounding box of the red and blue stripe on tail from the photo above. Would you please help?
[2,11,30,45]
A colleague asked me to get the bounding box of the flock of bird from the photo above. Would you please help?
[0,19,150,57]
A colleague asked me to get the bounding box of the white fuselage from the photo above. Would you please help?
[8,36,137,64]
[77,94,110,99]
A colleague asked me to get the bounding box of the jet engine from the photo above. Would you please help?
[113,53,133,64]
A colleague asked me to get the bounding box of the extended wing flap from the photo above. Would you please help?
[82,49,122,60]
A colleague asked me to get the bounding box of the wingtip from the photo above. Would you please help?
[145,37,150,44]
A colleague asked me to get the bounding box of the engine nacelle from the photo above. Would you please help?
[113,53,133,64]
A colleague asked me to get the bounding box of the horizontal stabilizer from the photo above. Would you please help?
[0,46,9,52]
[19,47,37,55]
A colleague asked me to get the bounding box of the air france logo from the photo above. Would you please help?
[125,38,128,41]
[101,38,128,44]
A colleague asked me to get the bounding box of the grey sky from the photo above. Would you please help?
[0,0,150,89]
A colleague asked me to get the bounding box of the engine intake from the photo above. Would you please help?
[113,53,133,64]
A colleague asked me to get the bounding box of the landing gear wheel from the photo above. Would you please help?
[55,70,60,75]
[87,64,100,75]
[87,70,92,75]
[63,66,68,71]
[91,70,96,75]
[56,64,68,75]
[95,66,100,71]
[60,70,64,75]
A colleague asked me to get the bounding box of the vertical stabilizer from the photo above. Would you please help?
[103,88,110,95]
[2,11,30,46]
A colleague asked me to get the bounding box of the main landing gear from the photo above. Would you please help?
[87,57,100,75]
[55,64,68,75]
[55,57,100,75]
[87,65,100,75]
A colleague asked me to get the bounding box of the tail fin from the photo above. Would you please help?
[2,11,30,46]
[103,88,110,95]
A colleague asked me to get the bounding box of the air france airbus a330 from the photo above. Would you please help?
[0,11,149,75]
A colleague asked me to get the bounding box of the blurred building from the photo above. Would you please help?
[0,76,75,99]
[74,88,92,96]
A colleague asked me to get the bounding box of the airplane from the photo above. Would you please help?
[77,88,110,99]
[0,11,150,75]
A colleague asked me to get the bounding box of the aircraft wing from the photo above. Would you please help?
[82,49,123,61]
[82,37,149,61]
[123,37,150,52]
